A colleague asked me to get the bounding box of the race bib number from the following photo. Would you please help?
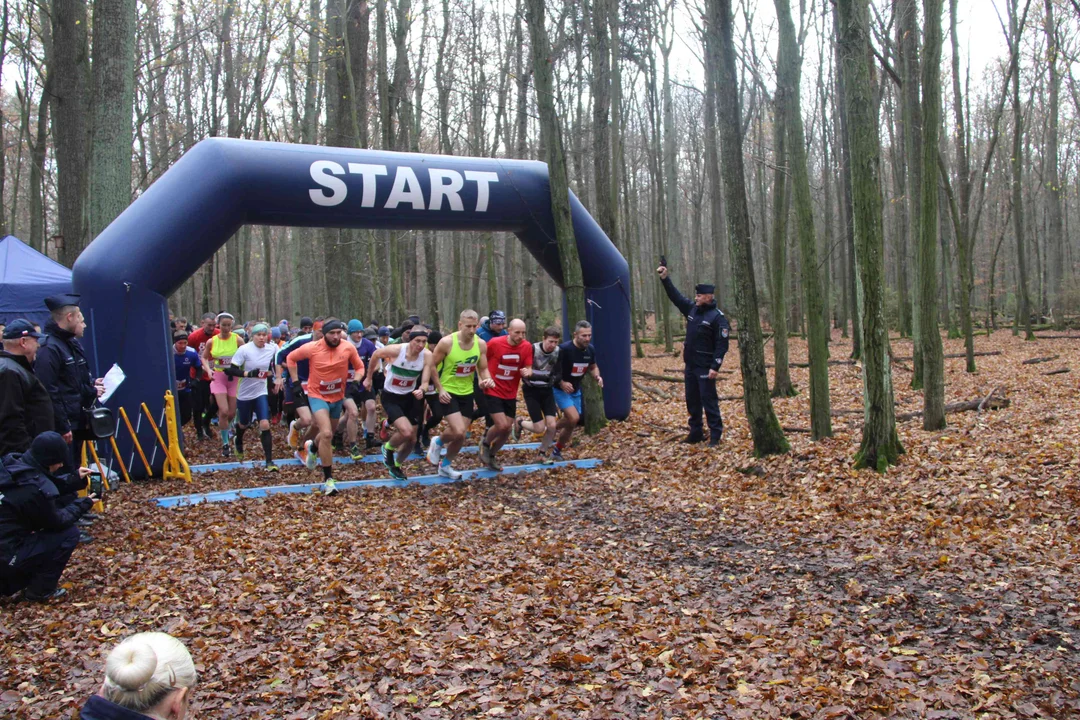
[390,375,418,390]
[256,370,270,379]
[496,360,519,380]
[347,368,356,381]
[571,362,589,377]
[215,356,232,369]
[319,379,342,393]
[177,379,188,390]
[454,362,477,378]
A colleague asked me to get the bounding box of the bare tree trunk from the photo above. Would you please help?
[88,0,136,241]
[1043,0,1064,324]
[1009,0,1035,340]
[49,0,91,266]
[775,0,831,438]
[706,0,788,457]
[768,77,795,398]
[525,0,604,433]
[837,0,903,471]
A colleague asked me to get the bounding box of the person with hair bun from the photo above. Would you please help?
[80,632,197,720]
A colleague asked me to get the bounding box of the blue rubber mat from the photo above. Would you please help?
[188,442,542,473]
[156,458,601,507]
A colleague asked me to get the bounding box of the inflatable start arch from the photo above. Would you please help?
[73,139,630,471]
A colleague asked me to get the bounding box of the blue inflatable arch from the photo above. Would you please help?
[73,139,630,469]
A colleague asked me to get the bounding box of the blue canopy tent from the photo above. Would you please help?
[0,235,73,328]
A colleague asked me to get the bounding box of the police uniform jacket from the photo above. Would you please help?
[661,277,730,372]
[0,351,54,456]
[34,321,97,434]
[0,453,92,562]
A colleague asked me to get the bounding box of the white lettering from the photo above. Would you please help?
[309,161,347,207]
[347,163,388,207]
[428,169,465,211]
[464,171,500,212]
[385,166,425,209]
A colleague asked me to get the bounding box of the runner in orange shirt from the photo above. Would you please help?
[285,318,364,495]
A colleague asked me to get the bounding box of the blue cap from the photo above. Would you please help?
[348,319,363,333]
[44,293,81,311]
[271,327,281,339]
[489,310,507,324]
[2,319,46,340]
[379,325,392,336]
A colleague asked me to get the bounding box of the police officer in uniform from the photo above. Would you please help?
[34,294,104,467]
[657,264,730,446]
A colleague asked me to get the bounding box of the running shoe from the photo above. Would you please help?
[221,445,231,458]
[486,452,503,472]
[365,434,379,450]
[322,478,339,496]
[287,420,300,449]
[303,440,319,469]
[479,440,492,466]
[539,451,554,466]
[387,463,407,481]
[550,445,564,461]
[379,420,391,442]
[511,417,523,443]
[349,443,363,460]
[426,438,442,466]
[266,461,279,472]
[295,443,309,467]
[438,461,462,480]
[234,436,244,462]
[382,443,396,472]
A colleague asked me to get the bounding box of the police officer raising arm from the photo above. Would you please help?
[657,263,730,446]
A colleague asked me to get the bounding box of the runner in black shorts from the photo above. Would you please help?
[514,326,562,464]
[365,329,431,481]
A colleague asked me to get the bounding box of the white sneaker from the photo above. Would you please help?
[426,438,442,465]
[304,440,318,469]
[437,462,462,480]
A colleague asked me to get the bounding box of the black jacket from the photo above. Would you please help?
[662,277,730,371]
[80,695,156,720]
[0,351,54,456]
[34,321,97,434]
[0,453,92,561]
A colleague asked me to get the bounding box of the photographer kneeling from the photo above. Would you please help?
[0,431,98,602]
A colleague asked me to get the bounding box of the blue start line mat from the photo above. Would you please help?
[188,442,543,473]
[155,458,602,508]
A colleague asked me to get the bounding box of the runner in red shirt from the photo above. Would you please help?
[185,313,218,441]
[480,319,533,471]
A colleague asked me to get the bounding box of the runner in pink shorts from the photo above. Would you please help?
[201,313,244,456]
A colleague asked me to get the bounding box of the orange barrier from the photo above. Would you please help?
[161,391,192,483]
[120,406,152,477]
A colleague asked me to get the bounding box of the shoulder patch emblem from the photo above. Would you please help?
[721,328,729,338]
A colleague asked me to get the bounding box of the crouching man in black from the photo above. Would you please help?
[0,431,99,602]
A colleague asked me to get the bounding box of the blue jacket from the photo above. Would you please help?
[476,320,507,342]
[662,277,730,372]
[173,348,201,392]
[0,453,92,560]
[34,321,98,434]
[80,695,155,720]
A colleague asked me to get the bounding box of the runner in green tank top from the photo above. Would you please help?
[426,310,494,479]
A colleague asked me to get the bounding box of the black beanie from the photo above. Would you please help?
[30,431,70,467]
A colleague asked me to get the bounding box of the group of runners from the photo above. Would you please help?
[173,309,601,496]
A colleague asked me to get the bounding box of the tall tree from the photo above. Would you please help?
[88,0,136,241]
[525,0,605,434]
[705,0,788,457]
[837,0,903,471]
[775,0,831,438]
[1043,0,1065,322]
[49,0,91,266]
[919,0,946,429]
[768,69,796,398]
[1008,0,1035,340]
[897,0,924,386]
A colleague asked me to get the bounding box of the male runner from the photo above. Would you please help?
[480,319,533,471]
[552,321,603,459]
[513,326,562,464]
[277,326,322,449]
[185,313,218,441]
[425,310,495,479]
[172,331,202,429]
[286,319,363,495]
[364,328,430,481]
[345,319,379,457]
[225,324,281,470]
[418,330,443,450]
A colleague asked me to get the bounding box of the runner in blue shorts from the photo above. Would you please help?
[553,321,603,459]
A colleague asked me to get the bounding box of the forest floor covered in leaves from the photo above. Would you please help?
[2,330,1078,719]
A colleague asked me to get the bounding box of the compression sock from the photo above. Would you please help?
[235,427,246,453]
[220,428,230,446]
[322,464,333,480]
[261,429,273,461]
